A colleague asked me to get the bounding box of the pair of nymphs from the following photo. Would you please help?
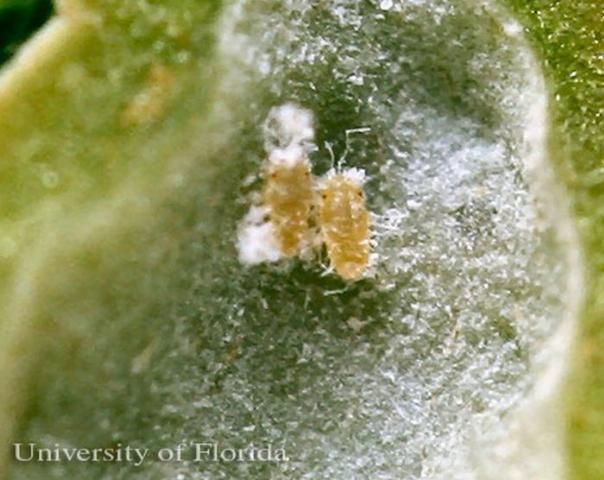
[237,103,373,281]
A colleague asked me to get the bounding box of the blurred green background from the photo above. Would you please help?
[0,0,52,65]
[505,1,603,478]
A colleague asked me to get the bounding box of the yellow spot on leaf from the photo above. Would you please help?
[121,64,174,127]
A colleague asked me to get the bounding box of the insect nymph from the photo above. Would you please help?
[263,144,315,257]
[319,167,371,281]
[237,103,316,264]
[236,105,373,282]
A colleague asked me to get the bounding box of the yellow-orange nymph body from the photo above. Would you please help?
[263,151,315,257]
[319,169,370,281]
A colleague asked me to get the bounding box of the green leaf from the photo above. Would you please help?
[504,1,604,478]
[0,0,599,479]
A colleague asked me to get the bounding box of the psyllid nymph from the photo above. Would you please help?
[262,144,315,257]
[237,103,373,282]
[318,167,371,281]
